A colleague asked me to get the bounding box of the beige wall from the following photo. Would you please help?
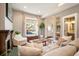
[13,10,41,36]
[45,16,56,38]
[13,10,24,34]
[0,3,5,30]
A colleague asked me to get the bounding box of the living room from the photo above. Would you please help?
[0,3,79,56]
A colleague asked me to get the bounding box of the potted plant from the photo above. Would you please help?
[39,22,45,38]
[39,22,45,29]
[15,31,20,35]
[14,31,23,39]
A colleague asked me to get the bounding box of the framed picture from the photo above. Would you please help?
[6,3,13,23]
[25,18,38,36]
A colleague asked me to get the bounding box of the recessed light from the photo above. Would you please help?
[38,11,40,13]
[24,6,27,8]
[58,3,64,7]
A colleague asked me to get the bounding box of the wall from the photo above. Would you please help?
[5,17,13,30]
[45,16,56,38]
[13,10,23,34]
[13,10,41,36]
[0,3,5,30]
[5,3,13,30]
[0,3,13,30]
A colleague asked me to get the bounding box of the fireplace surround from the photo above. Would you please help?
[0,30,13,55]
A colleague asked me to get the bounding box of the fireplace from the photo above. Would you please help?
[0,30,13,55]
[5,31,11,55]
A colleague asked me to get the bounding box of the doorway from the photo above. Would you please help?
[62,13,77,40]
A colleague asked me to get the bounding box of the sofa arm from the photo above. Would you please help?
[74,50,79,56]
[43,45,77,56]
[18,45,42,56]
[13,39,27,46]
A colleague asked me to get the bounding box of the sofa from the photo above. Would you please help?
[13,34,27,46]
[18,45,42,56]
[17,37,79,56]
[43,39,79,56]
[18,42,43,56]
[43,45,77,56]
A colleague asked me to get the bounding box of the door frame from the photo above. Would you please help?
[62,13,77,40]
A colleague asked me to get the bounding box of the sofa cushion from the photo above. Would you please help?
[43,45,77,56]
[42,44,59,55]
[62,36,72,41]
[13,34,27,46]
[61,36,72,46]
[13,39,27,46]
[68,39,79,49]
[26,42,43,50]
[18,46,42,56]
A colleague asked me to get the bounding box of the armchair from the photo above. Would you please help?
[13,34,27,46]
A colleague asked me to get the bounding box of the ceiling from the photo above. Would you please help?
[11,3,78,18]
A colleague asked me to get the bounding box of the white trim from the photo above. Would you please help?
[62,13,77,40]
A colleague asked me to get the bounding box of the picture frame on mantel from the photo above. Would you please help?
[6,3,13,23]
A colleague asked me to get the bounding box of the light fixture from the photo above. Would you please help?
[65,22,69,24]
[48,26,51,31]
[24,6,27,8]
[71,21,75,23]
[38,11,40,13]
[58,3,64,7]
